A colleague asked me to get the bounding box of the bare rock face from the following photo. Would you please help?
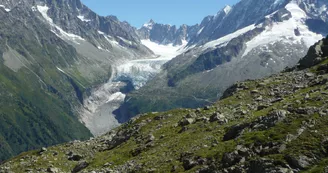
[137,20,199,46]
[72,161,89,173]
[299,36,328,69]
[285,155,314,170]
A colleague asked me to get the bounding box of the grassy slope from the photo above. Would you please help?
[0,7,96,161]
[2,44,328,172]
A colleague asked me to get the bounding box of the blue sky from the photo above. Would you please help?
[81,0,240,28]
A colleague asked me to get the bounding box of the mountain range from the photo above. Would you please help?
[116,0,328,122]
[0,0,327,165]
[2,34,328,173]
[137,19,200,46]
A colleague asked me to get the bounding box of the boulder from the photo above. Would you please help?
[222,152,242,167]
[182,158,198,170]
[252,110,287,130]
[285,155,313,169]
[248,158,293,173]
[179,118,195,126]
[72,161,89,173]
[196,116,210,123]
[39,147,47,155]
[68,154,83,161]
[255,95,263,101]
[41,147,47,152]
[146,134,155,143]
[47,167,59,173]
[210,113,226,123]
[186,112,197,118]
[223,123,249,141]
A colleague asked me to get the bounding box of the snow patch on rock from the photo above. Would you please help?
[37,5,85,44]
[197,27,204,36]
[141,39,187,60]
[0,5,10,12]
[203,24,256,50]
[77,15,91,22]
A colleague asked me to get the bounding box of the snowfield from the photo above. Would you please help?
[141,39,187,60]
[202,24,256,50]
[242,1,323,57]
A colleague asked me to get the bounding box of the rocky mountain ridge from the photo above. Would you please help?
[1,36,328,173]
[137,19,199,46]
[188,0,328,45]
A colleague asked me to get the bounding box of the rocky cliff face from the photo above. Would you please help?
[137,19,199,46]
[2,36,328,173]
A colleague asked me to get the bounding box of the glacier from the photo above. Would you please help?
[80,40,188,136]
[114,39,188,89]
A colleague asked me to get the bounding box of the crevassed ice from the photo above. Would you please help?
[114,39,188,89]
[80,40,189,135]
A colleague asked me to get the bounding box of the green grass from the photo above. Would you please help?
[3,45,328,172]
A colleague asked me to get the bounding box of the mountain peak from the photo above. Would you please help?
[143,19,155,29]
[213,5,232,20]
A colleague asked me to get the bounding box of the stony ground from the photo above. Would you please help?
[1,38,328,173]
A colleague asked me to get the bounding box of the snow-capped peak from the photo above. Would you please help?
[214,5,232,19]
[241,0,323,58]
[143,19,155,29]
